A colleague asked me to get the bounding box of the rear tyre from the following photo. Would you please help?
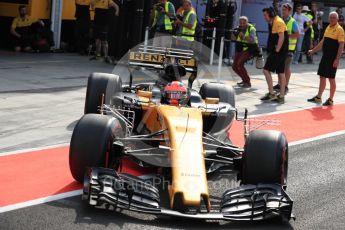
[199,82,235,107]
[69,114,123,182]
[242,130,288,185]
[199,83,236,137]
[84,73,122,114]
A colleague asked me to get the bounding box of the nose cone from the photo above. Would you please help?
[157,105,210,210]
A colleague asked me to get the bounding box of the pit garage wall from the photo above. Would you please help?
[0,0,264,51]
[0,0,77,49]
[0,0,84,19]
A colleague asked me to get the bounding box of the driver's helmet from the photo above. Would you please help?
[163,81,190,106]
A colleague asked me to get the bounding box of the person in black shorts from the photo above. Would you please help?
[91,0,119,63]
[75,0,91,55]
[261,7,289,103]
[307,12,345,106]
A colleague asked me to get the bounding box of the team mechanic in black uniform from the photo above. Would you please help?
[75,0,91,55]
[308,11,345,106]
[261,7,289,104]
[92,0,119,63]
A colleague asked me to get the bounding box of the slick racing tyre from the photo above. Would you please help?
[199,82,235,107]
[199,83,236,136]
[242,130,288,185]
[69,114,122,182]
[84,72,122,114]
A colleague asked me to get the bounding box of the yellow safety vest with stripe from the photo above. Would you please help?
[152,2,173,31]
[181,10,197,41]
[236,23,258,51]
[304,12,314,39]
[286,17,297,52]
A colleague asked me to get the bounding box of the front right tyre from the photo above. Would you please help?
[69,114,123,183]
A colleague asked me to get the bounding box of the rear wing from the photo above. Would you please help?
[128,45,197,73]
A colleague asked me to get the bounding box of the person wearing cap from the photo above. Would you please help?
[307,12,344,106]
[293,4,312,64]
[232,16,258,88]
[301,5,315,64]
[91,0,119,63]
[261,7,289,104]
[273,3,300,93]
[75,0,91,55]
[151,0,176,47]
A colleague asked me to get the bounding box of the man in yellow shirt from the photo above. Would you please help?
[308,12,345,106]
[91,0,119,63]
[10,5,44,52]
[261,7,289,104]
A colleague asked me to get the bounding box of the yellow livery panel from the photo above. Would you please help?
[157,106,210,209]
[129,52,196,68]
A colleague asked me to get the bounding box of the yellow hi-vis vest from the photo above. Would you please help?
[153,2,173,31]
[236,23,258,51]
[286,17,297,52]
[304,12,314,39]
[181,10,197,41]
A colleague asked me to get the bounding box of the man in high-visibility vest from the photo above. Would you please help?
[302,5,314,64]
[151,0,176,47]
[175,0,197,48]
[232,16,258,88]
[274,3,300,93]
[176,0,195,17]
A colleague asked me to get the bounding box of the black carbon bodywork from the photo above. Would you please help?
[83,168,294,221]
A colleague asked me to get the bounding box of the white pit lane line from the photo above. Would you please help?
[0,143,69,157]
[0,190,83,213]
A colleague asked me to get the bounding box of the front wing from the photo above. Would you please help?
[83,167,294,221]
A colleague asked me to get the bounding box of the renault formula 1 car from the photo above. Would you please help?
[69,46,293,222]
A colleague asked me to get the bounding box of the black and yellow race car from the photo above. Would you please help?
[69,45,294,221]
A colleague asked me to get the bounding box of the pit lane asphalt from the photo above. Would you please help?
[1,134,345,229]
